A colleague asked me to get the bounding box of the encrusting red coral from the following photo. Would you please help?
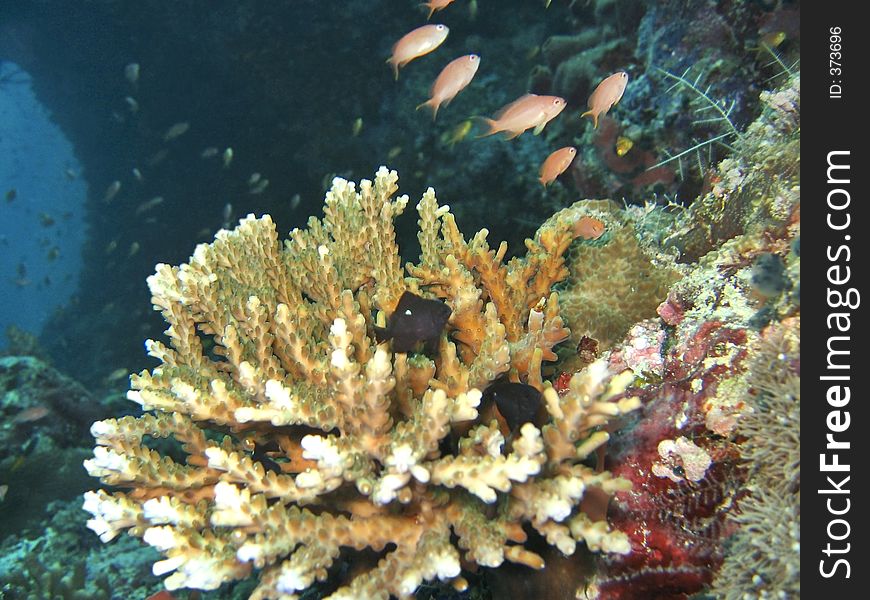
[588,320,750,600]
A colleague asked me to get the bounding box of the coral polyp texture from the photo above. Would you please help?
[82,167,641,599]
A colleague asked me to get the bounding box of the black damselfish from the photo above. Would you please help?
[483,381,544,431]
[374,290,451,353]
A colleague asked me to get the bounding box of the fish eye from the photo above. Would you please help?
[470,55,479,60]
[436,24,445,30]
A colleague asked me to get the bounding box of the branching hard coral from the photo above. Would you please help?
[83,167,641,599]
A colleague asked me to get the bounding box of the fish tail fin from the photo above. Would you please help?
[473,117,497,138]
[416,99,439,121]
[580,110,599,129]
[386,58,399,80]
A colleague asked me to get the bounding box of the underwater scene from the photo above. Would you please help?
[0,1,800,598]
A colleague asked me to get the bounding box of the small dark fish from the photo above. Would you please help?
[5,188,16,202]
[374,290,451,353]
[483,381,543,431]
[242,437,283,475]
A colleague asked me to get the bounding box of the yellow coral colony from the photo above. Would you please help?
[82,167,640,599]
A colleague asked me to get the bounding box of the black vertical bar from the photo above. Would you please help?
[805,2,864,596]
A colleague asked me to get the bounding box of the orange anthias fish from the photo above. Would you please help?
[581,71,629,129]
[417,54,480,120]
[421,0,455,20]
[538,146,577,187]
[480,94,567,139]
[387,24,449,80]
[573,216,606,240]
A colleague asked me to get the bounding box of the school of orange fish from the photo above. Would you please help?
[388,1,629,188]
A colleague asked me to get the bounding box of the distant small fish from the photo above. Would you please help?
[289,194,301,211]
[374,290,451,353]
[103,180,121,203]
[222,147,234,168]
[222,203,233,228]
[125,96,139,113]
[483,381,544,431]
[248,173,262,186]
[128,241,141,257]
[124,62,140,84]
[135,196,164,215]
[615,136,634,156]
[759,31,786,51]
[352,117,364,137]
[249,178,270,195]
[420,0,455,20]
[39,212,56,227]
[538,146,577,187]
[581,71,629,129]
[201,146,219,158]
[105,240,118,255]
[417,54,480,121]
[387,24,450,80]
[5,188,16,202]
[132,167,144,182]
[480,94,567,139]
[387,146,403,160]
[468,0,478,20]
[0,484,7,502]
[147,149,169,166]
[106,368,129,383]
[572,216,606,240]
[163,121,190,141]
[64,168,78,180]
[321,173,337,191]
[440,119,474,148]
[12,405,51,425]
[46,247,60,261]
